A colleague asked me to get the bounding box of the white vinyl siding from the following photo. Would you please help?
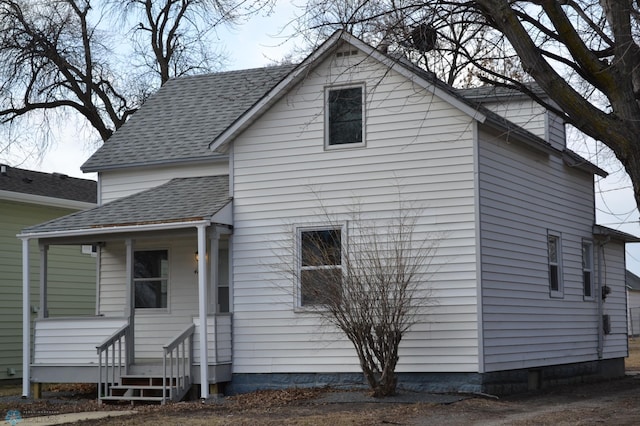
[599,240,628,358]
[478,125,601,372]
[98,236,204,359]
[482,100,546,137]
[628,290,640,336]
[193,315,232,364]
[546,110,566,149]
[33,317,127,364]
[99,162,228,204]
[483,99,565,150]
[230,50,479,374]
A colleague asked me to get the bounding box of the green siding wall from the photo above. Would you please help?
[0,199,96,380]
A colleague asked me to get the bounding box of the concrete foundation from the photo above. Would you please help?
[225,358,627,396]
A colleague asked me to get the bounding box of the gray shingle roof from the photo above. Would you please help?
[82,65,296,172]
[23,175,229,234]
[0,165,96,203]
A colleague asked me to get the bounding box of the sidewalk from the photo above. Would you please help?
[5,410,136,426]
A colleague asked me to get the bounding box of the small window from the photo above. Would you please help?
[582,241,593,298]
[299,228,343,306]
[217,247,230,313]
[134,250,169,309]
[548,232,563,297]
[326,86,364,147]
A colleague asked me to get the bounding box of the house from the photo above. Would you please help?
[18,31,640,402]
[627,270,640,336]
[0,165,96,382]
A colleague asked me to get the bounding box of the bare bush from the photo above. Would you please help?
[276,196,440,397]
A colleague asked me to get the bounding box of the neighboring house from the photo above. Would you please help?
[18,32,640,402]
[627,270,640,336]
[0,165,96,381]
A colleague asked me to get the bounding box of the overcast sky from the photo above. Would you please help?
[19,0,301,179]
[13,0,640,274]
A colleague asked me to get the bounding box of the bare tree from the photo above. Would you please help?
[107,0,274,86]
[0,0,273,151]
[276,197,439,397]
[0,0,133,142]
[294,1,640,211]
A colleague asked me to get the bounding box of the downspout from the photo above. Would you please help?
[21,238,30,397]
[197,224,209,400]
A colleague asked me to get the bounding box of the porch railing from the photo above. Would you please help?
[96,323,130,402]
[163,324,195,403]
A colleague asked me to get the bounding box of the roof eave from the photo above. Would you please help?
[82,154,229,173]
[593,224,640,243]
[0,189,96,209]
[480,118,556,156]
[562,150,608,178]
[210,31,488,152]
[210,32,345,152]
[18,218,212,241]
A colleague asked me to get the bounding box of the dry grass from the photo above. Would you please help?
[0,384,20,397]
[0,340,639,425]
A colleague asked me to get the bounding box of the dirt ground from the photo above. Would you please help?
[2,339,640,425]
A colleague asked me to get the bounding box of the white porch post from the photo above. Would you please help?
[125,239,135,365]
[39,244,48,319]
[21,238,30,397]
[197,224,209,399]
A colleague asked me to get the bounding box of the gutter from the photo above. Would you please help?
[82,155,229,173]
[0,190,95,210]
[17,219,212,241]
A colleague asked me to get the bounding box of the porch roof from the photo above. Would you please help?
[19,175,230,238]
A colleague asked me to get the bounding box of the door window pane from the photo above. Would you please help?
[134,250,168,309]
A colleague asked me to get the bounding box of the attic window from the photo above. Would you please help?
[325,85,365,148]
[336,49,359,58]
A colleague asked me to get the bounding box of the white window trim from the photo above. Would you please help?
[294,223,347,311]
[547,231,563,298]
[134,248,171,313]
[324,84,366,150]
[209,230,233,314]
[582,239,595,300]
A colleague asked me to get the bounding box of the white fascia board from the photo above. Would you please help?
[209,31,350,152]
[0,190,95,210]
[210,32,486,154]
[212,202,233,226]
[17,219,211,241]
[341,33,487,123]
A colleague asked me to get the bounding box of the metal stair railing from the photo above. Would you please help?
[162,324,195,403]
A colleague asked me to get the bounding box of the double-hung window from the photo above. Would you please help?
[326,85,365,148]
[547,232,563,297]
[134,249,169,309]
[582,241,594,299]
[298,227,343,307]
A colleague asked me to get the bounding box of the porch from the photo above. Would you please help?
[18,175,234,402]
[30,314,232,403]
